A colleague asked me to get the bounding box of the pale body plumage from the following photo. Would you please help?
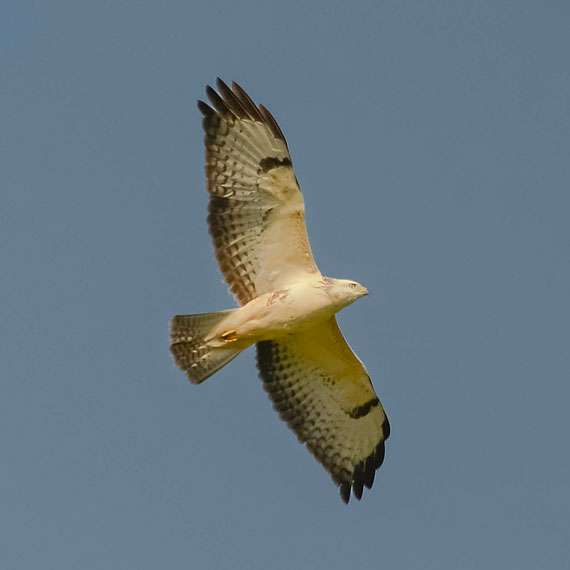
[170,79,390,503]
[207,278,367,348]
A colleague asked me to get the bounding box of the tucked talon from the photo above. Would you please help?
[220,329,238,343]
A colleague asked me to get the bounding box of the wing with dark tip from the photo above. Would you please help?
[256,318,390,504]
[199,79,319,305]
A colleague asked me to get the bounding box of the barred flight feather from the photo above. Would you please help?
[199,79,317,305]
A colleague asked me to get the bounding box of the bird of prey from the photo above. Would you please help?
[170,79,390,503]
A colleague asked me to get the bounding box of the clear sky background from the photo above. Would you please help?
[2,1,569,568]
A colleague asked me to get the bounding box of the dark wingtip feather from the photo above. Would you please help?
[215,78,247,118]
[382,415,391,440]
[231,80,246,93]
[340,482,351,504]
[258,104,288,146]
[201,80,288,147]
[352,464,364,500]
[231,81,264,121]
[197,100,214,116]
[374,441,386,469]
[205,85,229,115]
[363,456,376,489]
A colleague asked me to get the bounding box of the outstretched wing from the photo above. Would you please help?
[256,318,390,504]
[199,79,319,305]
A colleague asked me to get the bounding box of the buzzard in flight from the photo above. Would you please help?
[170,79,390,503]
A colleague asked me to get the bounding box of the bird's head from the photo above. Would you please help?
[323,278,368,309]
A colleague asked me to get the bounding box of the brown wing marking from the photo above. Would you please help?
[256,318,390,503]
[198,79,318,305]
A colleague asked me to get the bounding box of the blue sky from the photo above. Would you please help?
[2,1,569,568]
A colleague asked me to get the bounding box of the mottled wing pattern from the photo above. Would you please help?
[256,318,390,503]
[199,79,319,305]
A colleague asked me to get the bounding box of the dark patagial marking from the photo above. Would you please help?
[259,156,292,172]
[348,397,380,419]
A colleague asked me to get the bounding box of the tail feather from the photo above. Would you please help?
[170,309,241,384]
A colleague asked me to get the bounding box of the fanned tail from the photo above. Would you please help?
[170,310,242,384]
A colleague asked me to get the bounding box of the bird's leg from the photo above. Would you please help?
[220,329,238,343]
